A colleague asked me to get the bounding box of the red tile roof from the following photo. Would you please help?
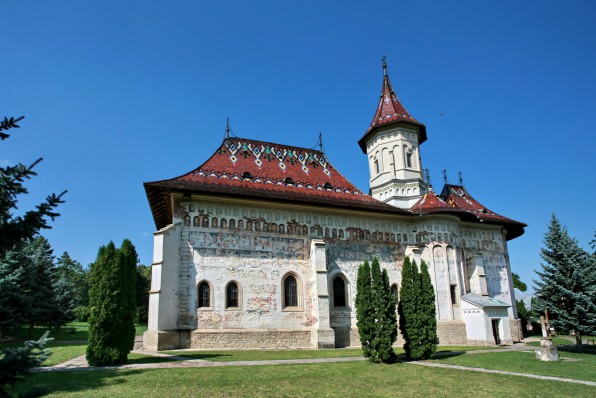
[145,137,411,229]
[411,184,526,240]
[358,66,427,152]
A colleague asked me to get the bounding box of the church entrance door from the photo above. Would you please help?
[491,319,501,345]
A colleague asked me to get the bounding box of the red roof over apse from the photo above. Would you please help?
[145,137,411,229]
[358,61,427,152]
[410,185,453,213]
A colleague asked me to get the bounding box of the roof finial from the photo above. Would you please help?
[318,132,324,153]
[225,117,232,139]
[425,168,431,186]
[442,169,448,184]
[458,171,464,186]
[381,55,388,77]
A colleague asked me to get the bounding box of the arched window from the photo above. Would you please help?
[391,284,399,306]
[211,217,218,228]
[226,282,240,309]
[220,218,227,229]
[193,216,200,227]
[197,281,211,308]
[237,220,244,229]
[229,219,236,229]
[283,274,299,308]
[333,276,346,307]
[202,216,209,227]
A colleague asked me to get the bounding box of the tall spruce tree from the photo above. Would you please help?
[21,236,58,337]
[87,240,138,365]
[417,260,438,359]
[533,215,596,348]
[355,259,373,358]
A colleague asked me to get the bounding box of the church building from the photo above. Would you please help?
[143,61,526,351]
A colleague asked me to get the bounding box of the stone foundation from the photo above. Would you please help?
[437,321,467,345]
[143,329,191,351]
[190,329,313,349]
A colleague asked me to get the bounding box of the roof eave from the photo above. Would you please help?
[358,121,427,153]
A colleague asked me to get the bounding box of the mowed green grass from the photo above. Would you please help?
[432,350,596,382]
[20,361,595,398]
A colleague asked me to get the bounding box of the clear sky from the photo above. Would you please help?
[3,1,595,292]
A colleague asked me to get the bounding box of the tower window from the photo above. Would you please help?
[374,159,380,174]
[406,152,413,168]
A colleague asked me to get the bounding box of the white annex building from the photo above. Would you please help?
[143,61,526,351]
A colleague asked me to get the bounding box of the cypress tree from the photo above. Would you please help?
[418,260,438,359]
[357,258,398,363]
[398,256,418,358]
[355,259,373,357]
[119,239,138,351]
[533,215,596,348]
[87,241,136,366]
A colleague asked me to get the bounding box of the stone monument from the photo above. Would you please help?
[535,315,559,361]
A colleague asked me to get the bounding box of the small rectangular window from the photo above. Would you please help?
[450,285,458,305]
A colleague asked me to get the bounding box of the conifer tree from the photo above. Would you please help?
[533,215,596,348]
[417,260,438,359]
[356,258,397,363]
[355,259,373,358]
[119,239,138,351]
[398,256,417,358]
[87,241,137,366]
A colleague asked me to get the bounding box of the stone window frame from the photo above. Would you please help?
[330,273,350,309]
[281,272,303,312]
[225,280,242,311]
[197,280,213,311]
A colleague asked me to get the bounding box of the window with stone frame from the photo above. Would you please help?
[226,282,240,309]
[198,281,211,309]
[283,274,299,308]
[332,276,347,307]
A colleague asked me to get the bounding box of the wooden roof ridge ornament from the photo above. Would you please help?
[318,132,325,154]
[224,117,235,140]
[458,171,464,187]
[358,56,427,152]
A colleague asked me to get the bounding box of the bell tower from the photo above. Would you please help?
[358,58,427,209]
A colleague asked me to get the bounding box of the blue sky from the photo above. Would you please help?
[2,1,595,292]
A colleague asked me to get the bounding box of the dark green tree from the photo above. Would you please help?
[356,258,397,363]
[0,116,66,255]
[0,252,27,337]
[355,259,373,358]
[512,273,527,292]
[516,299,529,335]
[417,260,438,359]
[398,256,418,358]
[0,331,52,397]
[56,252,89,307]
[86,241,138,366]
[533,215,596,348]
[21,236,58,337]
[135,264,151,324]
[119,239,138,351]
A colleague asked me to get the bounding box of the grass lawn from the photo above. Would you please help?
[431,350,596,382]
[16,361,594,397]
[163,345,499,362]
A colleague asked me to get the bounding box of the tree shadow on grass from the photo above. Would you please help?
[162,352,233,361]
[17,369,147,397]
[557,344,596,355]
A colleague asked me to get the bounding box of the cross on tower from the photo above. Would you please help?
[442,169,448,184]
